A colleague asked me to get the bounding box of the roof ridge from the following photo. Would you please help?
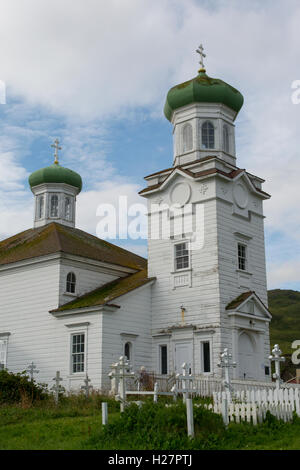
[55,223,147,262]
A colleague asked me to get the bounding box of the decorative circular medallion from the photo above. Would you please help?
[170,182,191,206]
[233,183,248,209]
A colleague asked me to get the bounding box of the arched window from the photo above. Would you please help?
[182,123,193,153]
[50,195,59,218]
[124,342,132,361]
[66,272,76,294]
[38,195,44,219]
[65,197,72,221]
[201,121,215,149]
[223,125,230,153]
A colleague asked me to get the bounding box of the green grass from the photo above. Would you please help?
[0,395,119,450]
[82,402,300,450]
[1,399,300,450]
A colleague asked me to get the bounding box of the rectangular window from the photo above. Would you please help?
[0,339,8,368]
[160,345,168,375]
[38,195,44,219]
[71,334,85,373]
[202,342,211,373]
[238,243,247,271]
[50,194,59,218]
[175,242,189,270]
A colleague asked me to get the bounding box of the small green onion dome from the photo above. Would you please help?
[164,70,244,121]
[29,163,82,192]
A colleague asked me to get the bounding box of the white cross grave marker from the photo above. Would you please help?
[269,344,285,390]
[109,356,135,412]
[176,363,194,403]
[81,374,93,399]
[26,361,39,382]
[217,348,236,396]
[108,362,120,396]
[51,371,64,404]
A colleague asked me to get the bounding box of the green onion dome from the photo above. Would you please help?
[164,70,244,121]
[29,163,82,192]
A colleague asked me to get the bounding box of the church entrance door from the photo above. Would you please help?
[238,332,255,379]
[174,341,193,374]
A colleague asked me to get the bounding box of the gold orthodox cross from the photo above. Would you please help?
[51,138,62,164]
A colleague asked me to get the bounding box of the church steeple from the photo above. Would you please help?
[164,46,244,167]
[28,139,82,229]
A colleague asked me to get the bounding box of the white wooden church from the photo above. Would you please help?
[0,49,272,391]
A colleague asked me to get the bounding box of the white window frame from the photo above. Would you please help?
[0,333,10,369]
[124,341,132,361]
[201,120,215,149]
[65,323,89,378]
[70,332,85,374]
[159,344,168,375]
[66,272,76,294]
[64,196,72,221]
[200,340,212,374]
[237,242,247,271]
[50,193,59,218]
[182,122,193,153]
[120,333,138,368]
[37,194,45,220]
[174,241,190,272]
[223,124,230,153]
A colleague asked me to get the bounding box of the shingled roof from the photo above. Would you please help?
[51,268,155,312]
[226,291,254,310]
[0,222,146,270]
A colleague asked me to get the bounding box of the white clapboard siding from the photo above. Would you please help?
[101,283,152,390]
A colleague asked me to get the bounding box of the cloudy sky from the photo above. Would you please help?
[0,0,299,290]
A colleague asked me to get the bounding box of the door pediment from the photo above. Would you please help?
[226,291,271,322]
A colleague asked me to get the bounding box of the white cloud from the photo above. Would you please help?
[267,259,300,289]
[0,153,32,239]
[0,0,297,120]
[76,180,144,236]
[0,0,300,287]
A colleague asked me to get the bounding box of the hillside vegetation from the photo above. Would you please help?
[268,289,300,355]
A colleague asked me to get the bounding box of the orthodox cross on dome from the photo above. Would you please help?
[196,44,206,72]
[51,138,62,164]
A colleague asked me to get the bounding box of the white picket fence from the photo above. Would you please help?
[213,387,300,415]
[207,400,294,424]
[170,376,300,398]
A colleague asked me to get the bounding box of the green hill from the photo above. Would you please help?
[268,289,300,355]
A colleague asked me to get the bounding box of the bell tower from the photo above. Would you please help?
[140,46,271,381]
[29,139,82,229]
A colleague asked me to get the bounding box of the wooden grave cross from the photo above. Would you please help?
[81,374,93,399]
[217,348,236,396]
[111,356,135,412]
[26,361,39,382]
[51,371,64,404]
[175,363,194,402]
[269,344,285,390]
